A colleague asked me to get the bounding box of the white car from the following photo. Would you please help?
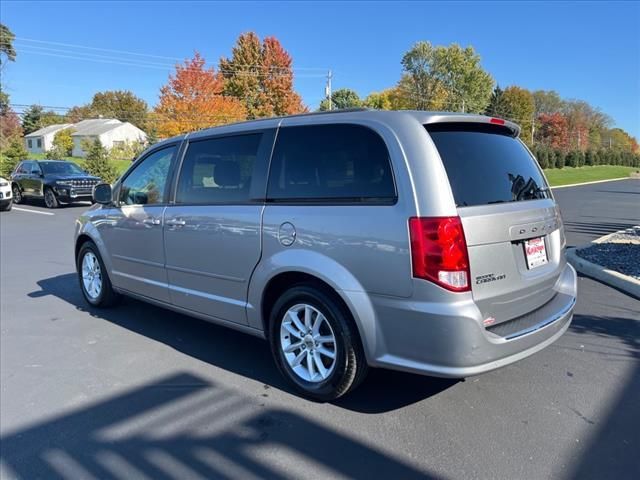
[0,177,12,211]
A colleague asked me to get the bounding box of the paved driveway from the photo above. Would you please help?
[1,180,638,480]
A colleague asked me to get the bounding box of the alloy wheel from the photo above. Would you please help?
[81,252,103,300]
[12,185,21,203]
[280,303,337,383]
[44,189,56,208]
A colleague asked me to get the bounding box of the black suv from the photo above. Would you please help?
[12,160,101,208]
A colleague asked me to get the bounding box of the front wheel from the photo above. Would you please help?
[269,285,368,401]
[77,242,120,308]
[44,187,59,209]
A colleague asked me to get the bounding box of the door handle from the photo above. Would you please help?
[165,218,186,227]
[142,217,161,226]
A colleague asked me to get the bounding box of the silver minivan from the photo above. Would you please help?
[75,110,577,400]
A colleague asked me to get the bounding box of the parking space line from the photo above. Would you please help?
[12,207,55,216]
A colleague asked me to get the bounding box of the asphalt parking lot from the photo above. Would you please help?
[1,179,639,480]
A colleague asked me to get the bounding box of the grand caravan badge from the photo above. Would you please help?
[475,273,506,285]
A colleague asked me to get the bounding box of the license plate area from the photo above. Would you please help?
[524,237,548,269]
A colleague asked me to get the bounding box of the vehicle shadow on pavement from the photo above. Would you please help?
[28,273,456,413]
[0,372,436,479]
[565,313,640,480]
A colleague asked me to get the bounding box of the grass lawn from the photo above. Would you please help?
[27,153,131,176]
[543,165,639,187]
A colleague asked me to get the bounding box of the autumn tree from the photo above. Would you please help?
[501,86,535,145]
[154,52,246,138]
[89,90,149,130]
[220,33,305,118]
[319,88,362,111]
[65,104,94,123]
[363,90,393,110]
[532,90,564,115]
[399,42,493,113]
[0,102,21,149]
[538,113,570,151]
[260,37,306,116]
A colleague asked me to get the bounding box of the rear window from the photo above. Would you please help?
[267,124,396,203]
[426,123,550,207]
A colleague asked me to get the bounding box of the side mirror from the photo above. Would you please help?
[93,183,112,205]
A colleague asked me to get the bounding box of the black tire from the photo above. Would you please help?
[12,184,22,204]
[269,284,368,401]
[77,241,120,308]
[43,187,59,208]
[1,200,11,211]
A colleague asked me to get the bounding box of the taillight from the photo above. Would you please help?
[490,117,506,125]
[408,216,471,292]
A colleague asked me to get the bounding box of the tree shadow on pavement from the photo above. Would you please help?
[565,313,640,480]
[0,372,435,479]
[28,273,456,414]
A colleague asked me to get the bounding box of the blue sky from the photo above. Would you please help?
[2,1,639,137]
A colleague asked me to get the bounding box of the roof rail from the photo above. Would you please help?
[281,107,372,120]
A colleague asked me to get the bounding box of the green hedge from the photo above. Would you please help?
[530,146,640,170]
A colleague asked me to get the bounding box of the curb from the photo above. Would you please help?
[566,246,640,299]
[551,177,635,189]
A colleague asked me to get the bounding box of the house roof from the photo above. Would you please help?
[71,119,123,136]
[24,124,73,138]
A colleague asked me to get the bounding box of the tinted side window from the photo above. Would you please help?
[426,123,550,207]
[119,146,176,205]
[267,124,395,202]
[176,134,261,204]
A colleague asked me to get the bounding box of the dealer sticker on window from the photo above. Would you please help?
[524,237,548,269]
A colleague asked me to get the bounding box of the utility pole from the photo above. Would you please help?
[461,98,465,113]
[325,70,333,111]
[531,113,536,146]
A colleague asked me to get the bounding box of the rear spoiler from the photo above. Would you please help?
[423,114,521,138]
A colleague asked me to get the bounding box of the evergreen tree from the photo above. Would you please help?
[84,139,118,183]
[21,105,44,135]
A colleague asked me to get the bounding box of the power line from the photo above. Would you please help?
[14,37,327,74]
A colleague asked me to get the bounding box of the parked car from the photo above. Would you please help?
[0,177,12,211]
[11,160,101,208]
[74,109,577,401]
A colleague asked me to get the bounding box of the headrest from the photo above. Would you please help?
[214,161,240,187]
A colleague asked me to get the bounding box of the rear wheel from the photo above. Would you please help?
[77,242,119,308]
[44,187,59,209]
[269,284,368,401]
[12,185,22,204]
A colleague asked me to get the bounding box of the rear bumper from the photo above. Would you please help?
[366,262,577,378]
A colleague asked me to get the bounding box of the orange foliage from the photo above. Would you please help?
[260,37,306,116]
[154,52,246,138]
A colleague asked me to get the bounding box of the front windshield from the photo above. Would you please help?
[40,162,86,176]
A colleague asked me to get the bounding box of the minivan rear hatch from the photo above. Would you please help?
[426,121,564,327]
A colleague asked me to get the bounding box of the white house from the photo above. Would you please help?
[71,119,147,158]
[24,124,73,154]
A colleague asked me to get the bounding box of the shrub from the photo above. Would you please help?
[51,128,74,157]
[0,138,28,176]
[84,139,118,183]
[554,149,565,169]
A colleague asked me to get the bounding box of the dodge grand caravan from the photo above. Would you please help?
[75,109,577,401]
